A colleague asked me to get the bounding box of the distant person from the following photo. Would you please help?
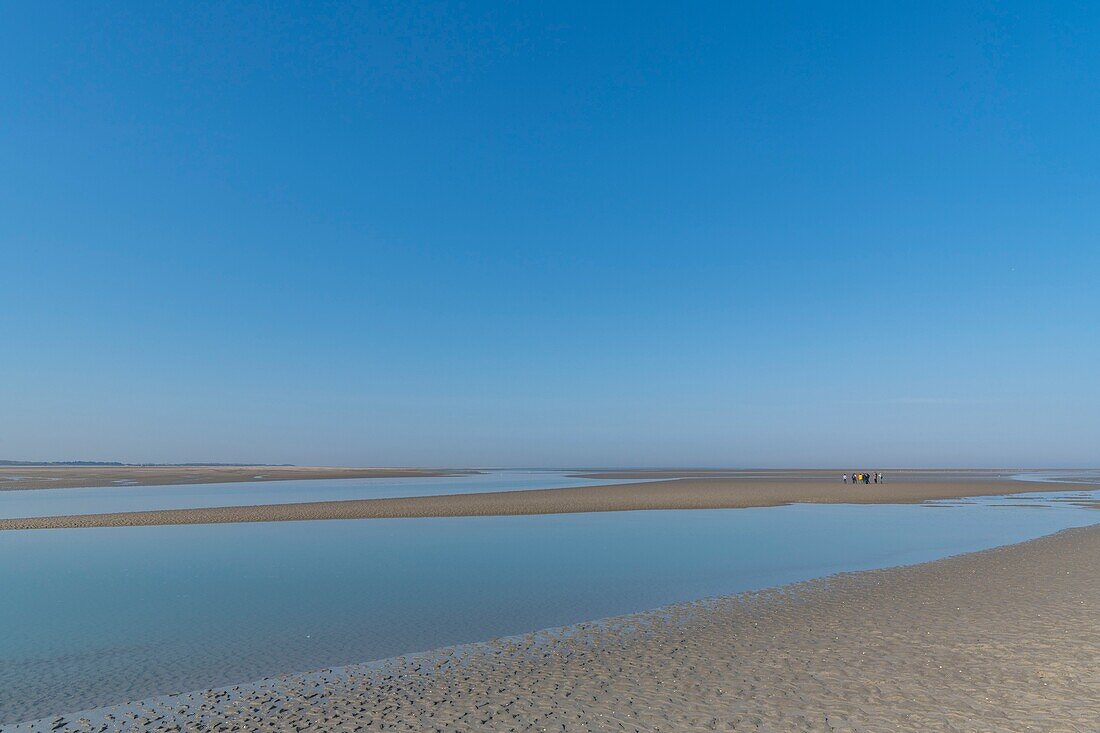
[843,473,849,483]
[873,472,878,484]
[863,472,870,484]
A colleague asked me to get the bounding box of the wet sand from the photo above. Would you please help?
[19,524,1099,732]
[0,466,472,491]
[0,476,1090,530]
[573,468,1036,480]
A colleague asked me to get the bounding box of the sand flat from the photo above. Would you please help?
[0,476,1091,530]
[0,465,472,491]
[20,524,1099,731]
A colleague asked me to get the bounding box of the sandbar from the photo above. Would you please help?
[1,475,1093,530]
[0,465,472,491]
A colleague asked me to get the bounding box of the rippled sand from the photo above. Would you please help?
[15,525,1098,732]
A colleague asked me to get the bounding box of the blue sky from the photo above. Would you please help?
[1,2,1097,467]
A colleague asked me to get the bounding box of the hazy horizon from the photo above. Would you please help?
[3,2,1098,467]
[3,460,1097,472]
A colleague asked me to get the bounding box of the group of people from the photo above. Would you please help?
[843,471,883,484]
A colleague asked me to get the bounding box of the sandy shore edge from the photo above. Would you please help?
[14,523,1099,731]
[0,466,475,491]
[1,477,1093,530]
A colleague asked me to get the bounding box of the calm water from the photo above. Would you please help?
[0,489,1096,724]
[1010,469,1100,484]
[0,470,655,519]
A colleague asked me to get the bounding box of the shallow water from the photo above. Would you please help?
[1009,469,1100,484]
[3,468,1095,521]
[0,489,1096,723]
[0,470,653,519]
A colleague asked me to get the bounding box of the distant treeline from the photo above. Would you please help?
[0,460,295,467]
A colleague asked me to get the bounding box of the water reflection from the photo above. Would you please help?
[0,488,1096,723]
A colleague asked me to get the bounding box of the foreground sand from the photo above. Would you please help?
[20,525,1099,732]
[0,476,1088,530]
[0,465,471,491]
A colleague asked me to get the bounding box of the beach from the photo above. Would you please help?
[9,2,1098,730]
[0,474,1090,530]
[19,523,1098,732]
[0,466,472,491]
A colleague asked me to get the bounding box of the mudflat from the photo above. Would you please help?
[1,475,1091,530]
[22,524,1099,731]
[0,465,472,491]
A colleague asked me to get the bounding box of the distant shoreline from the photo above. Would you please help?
[0,466,476,492]
[0,461,296,467]
[2,475,1095,530]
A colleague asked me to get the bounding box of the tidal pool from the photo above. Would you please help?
[0,487,1096,723]
[0,470,653,519]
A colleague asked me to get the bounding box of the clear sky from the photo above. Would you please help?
[1,2,1097,468]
